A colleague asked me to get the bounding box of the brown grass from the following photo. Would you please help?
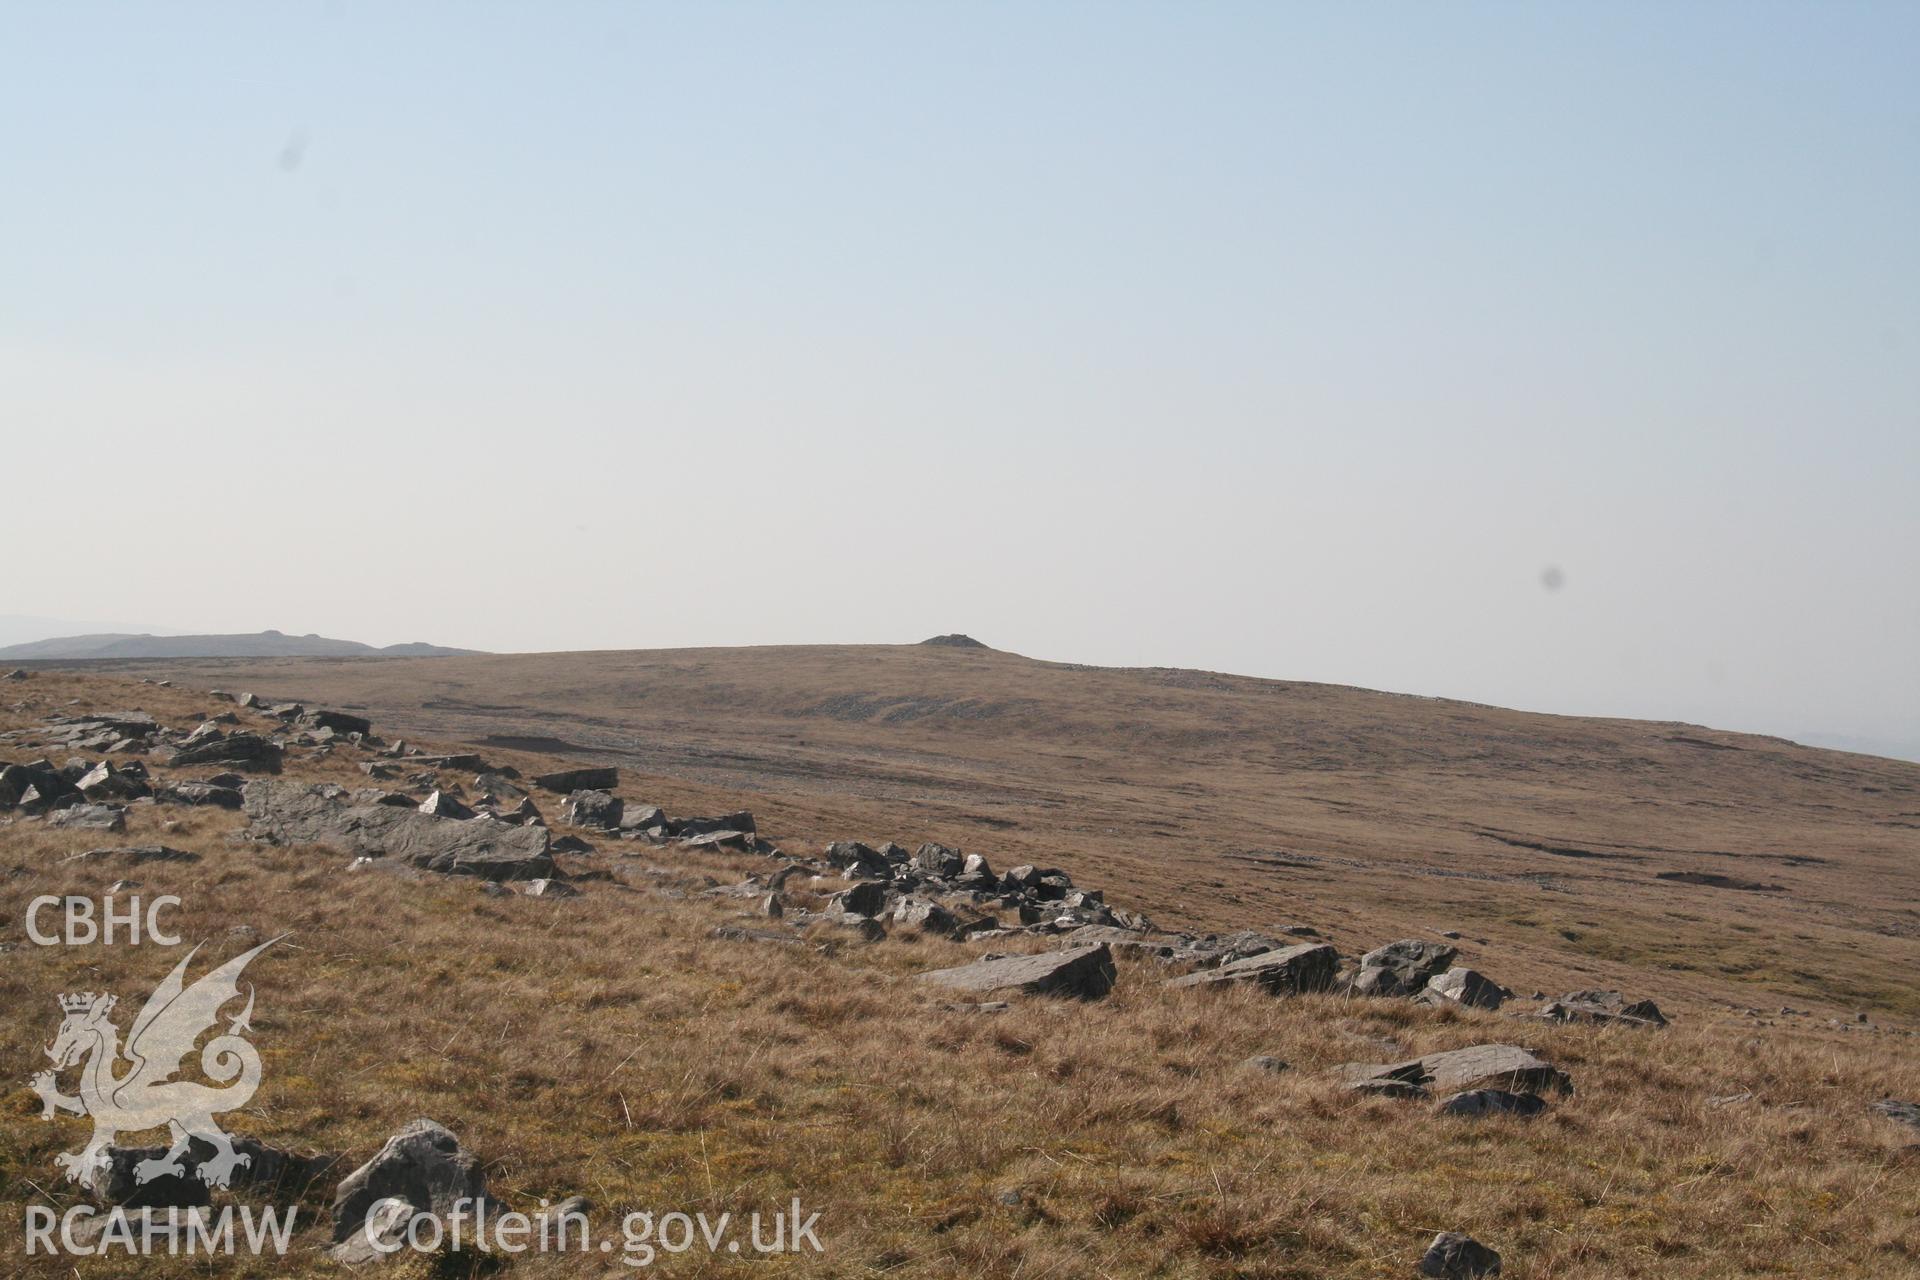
[1,670,1917,1277]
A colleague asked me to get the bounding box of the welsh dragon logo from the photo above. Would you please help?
[29,938,281,1191]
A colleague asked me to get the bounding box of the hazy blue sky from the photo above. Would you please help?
[4,4,1916,756]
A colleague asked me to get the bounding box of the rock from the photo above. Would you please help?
[474,773,526,802]
[1243,1055,1290,1075]
[418,790,476,820]
[521,878,579,899]
[921,634,988,648]
[1436,1090,1547,1118]
[1422,967,1512,1011]
[77,761,151,801]
[1346,939,1458,998]
[243,781,554,880]
[498,797,545,826]
[957,852,995,885]
[158,781,243,809]
[550,834,595,854]
[1339,1044,1572,1098]
[671,810,756,838]
[330,1119,492,1263]
[168,732,283,773]
[617,804,666,833]
[48,803,127,832]
[96,1136,339,1208]
[532,765,619,794]
[564,790,624,830]
[1,761,74,809]
[1871,1099,1920,1130]
[1057,925,1184,958]
[891,897,962,936]
[832,880,890,918]
[65,845,199,866]
[2,668,29,680]
[1167,942,1339,995]
[912,843,965,877]
[301,709,372,736]
[711,924,801,946]
[919,944,1116,1000]
[827,841,892,878]
[1537,990,1668,1028]
[681,829,765,854]
[1418,1232,1502,1278]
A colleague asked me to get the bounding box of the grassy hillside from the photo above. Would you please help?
[62,643,1920,1019]
[2,667,1916,1277]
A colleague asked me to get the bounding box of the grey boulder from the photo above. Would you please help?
[532,766,619,794]
[330,1119,492,1263]
[1418,1232,1502,1278]
[920,944,1116,1000]
[1422,967,1512,1011]
[1436,1090,1547,1118]
[243,781,554,881]
[1166,942,1339,995]
[1339,1044,1572,1098]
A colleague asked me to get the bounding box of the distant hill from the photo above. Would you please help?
[0,629,480,660]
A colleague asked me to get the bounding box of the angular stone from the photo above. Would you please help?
[66,845,199,866]
[96,1136,339,1208]
[1166,942,1339,995]
[617,804,666,833]
[1436,1089,1547,1118]
[832,880,890,918]
[330,1120,492,1262]
[418,789,476,820]
[1872,1099,1920,1130]
[1422,967,1512,1011]
[301,709,372,736]
[670,810,756,838]
[498,797,545,826]
[891,897,962,936]
[1537,989,1668,1028]
[521,878,579,899]
[159,781,244,809]
[920,944,1116,1000]
[1346,939,1458,997]
[912,843,964,877]
[564,790,623,830]
[474,773,526,802]
[1418,1231,1502,1278]
[826,841,891,878]
[532,766,619,794]
[48,803,127,832]
[1339,1044,1572,1098]
[77,761,151,801]
[168,732,283,773]
[243,781,553,880]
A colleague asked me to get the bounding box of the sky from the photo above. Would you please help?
[3,4,1916,757]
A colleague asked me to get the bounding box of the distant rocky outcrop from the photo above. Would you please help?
[0,629,479,661]
[919,634,988,648]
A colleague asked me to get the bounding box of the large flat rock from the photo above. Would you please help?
[919,944,1116,1000]
[243,781,554,881]
[1338,1043,1572,1097]
[1166,942,1339,994]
